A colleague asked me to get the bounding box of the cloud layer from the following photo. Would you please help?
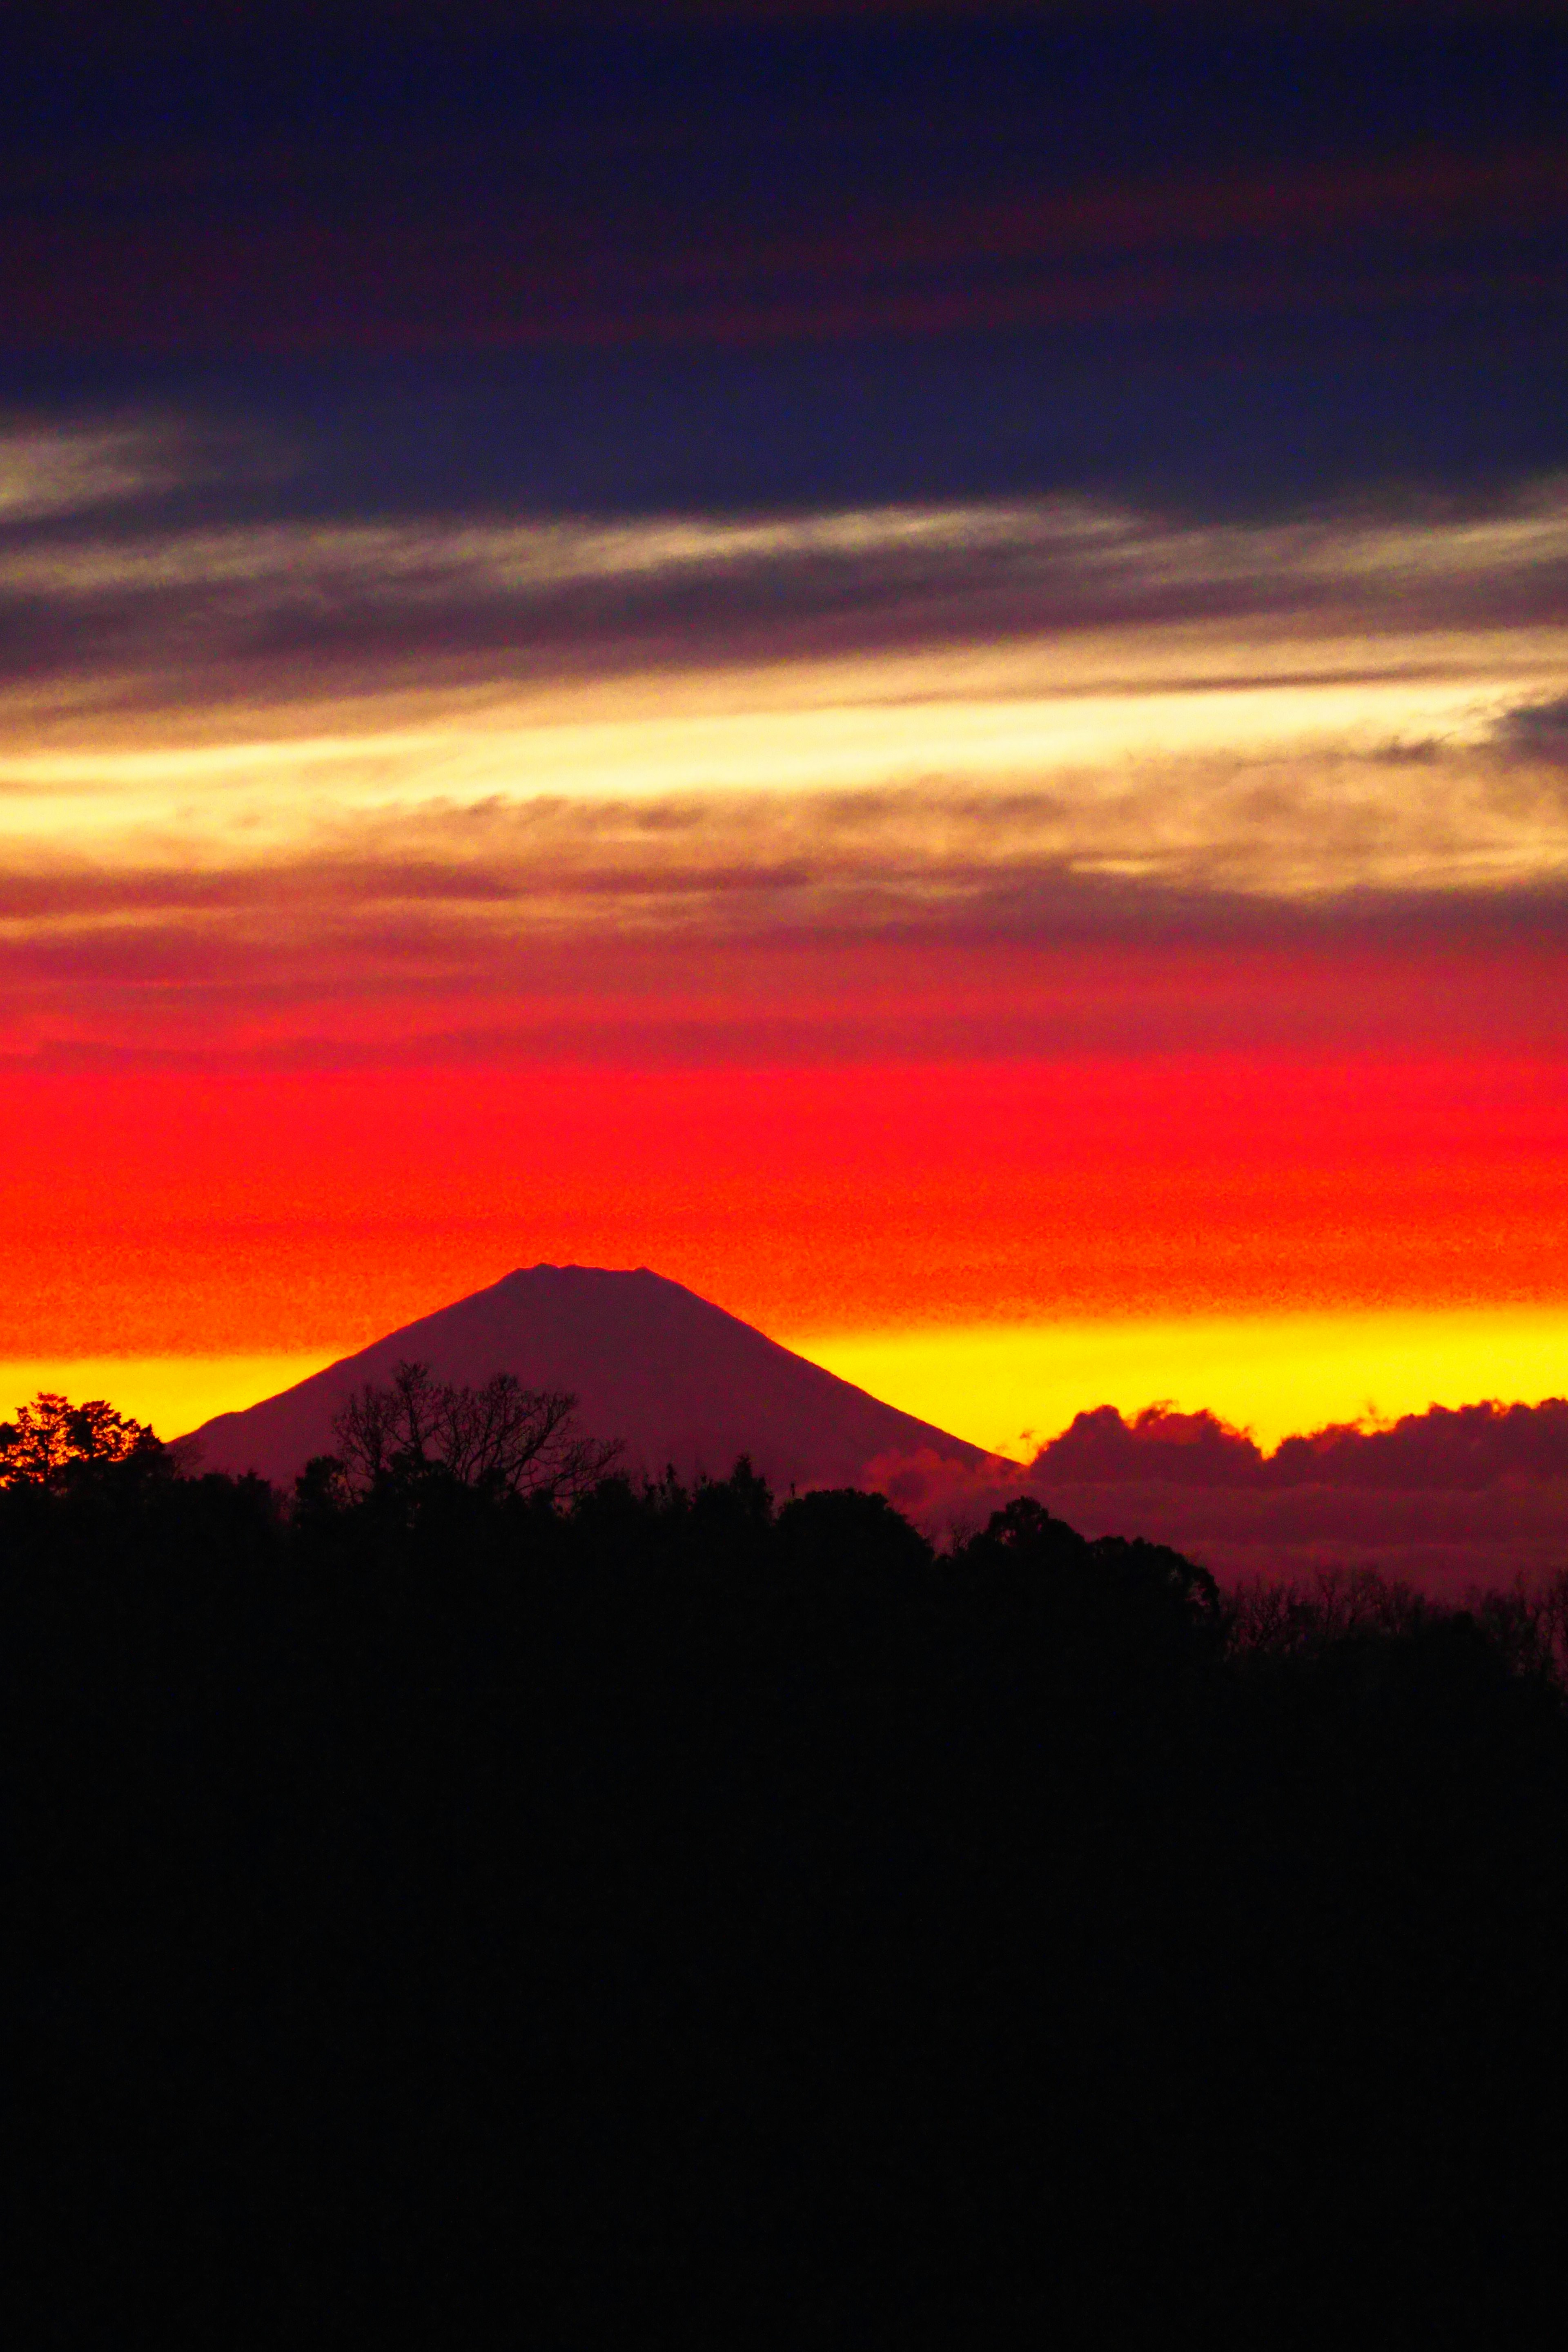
[6,454,1568,689]
[3,441,1568,1063]
[873,1400,1568,1595]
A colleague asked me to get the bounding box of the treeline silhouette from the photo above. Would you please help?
[9,1383,1568,2347]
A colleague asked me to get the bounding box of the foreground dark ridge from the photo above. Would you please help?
[187,1263,997,1493]
[9,1441,1568,2343]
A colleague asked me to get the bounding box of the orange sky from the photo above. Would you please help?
[2,432,1567,1440]
[5,1049,1564,1358]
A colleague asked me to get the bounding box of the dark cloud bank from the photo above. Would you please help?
[880,1398,1568,1595]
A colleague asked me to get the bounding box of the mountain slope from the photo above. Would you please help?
[185,1264,996,1492]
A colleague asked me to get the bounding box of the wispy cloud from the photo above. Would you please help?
[1495,692,1568,766]
[0,414,243,524]
[4,472,1568,695]
[4,729,1568,920]
[4,460,1568,1060]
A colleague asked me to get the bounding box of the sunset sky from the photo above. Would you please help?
[3,0,1566,1453]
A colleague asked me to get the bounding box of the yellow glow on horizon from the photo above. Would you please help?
[794,1307,1568,1460]
[0,1354,339,1444]
[3,1311,1565,1471]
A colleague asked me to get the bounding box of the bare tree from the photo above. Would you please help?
[331,1361,620,1503]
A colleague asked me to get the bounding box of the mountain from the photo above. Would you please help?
[185,1264,997,1494]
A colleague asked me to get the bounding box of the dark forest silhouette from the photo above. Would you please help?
[9,1378,1568,2345]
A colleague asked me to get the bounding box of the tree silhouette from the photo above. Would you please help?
[328,1359,621,1501]
[0,1391,161,1488]
[9,1422,1568,2345]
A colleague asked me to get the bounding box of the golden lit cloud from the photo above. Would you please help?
[2,702,1567,925]
[3,481,1566,949]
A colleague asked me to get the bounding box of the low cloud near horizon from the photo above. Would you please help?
[876,1396,1568,1595]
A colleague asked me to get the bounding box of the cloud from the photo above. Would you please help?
[871,1399,1568,1594]
[3,471,1568,696]
[4,738,1568,937]
[4,753,1568,1074]
[1495,693,1568,766]
[6,120,1563,361]
[0,416,224,523]
[1030,1397,1568,1492]
[3,458,1568,1058]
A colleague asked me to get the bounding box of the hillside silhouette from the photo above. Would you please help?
[187,1264,998,1494]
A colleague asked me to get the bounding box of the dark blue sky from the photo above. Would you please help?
[1,2,1564,521]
